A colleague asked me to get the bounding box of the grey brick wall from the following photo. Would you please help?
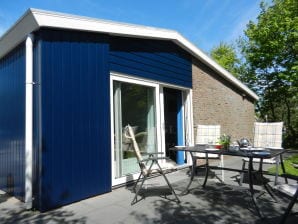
[192,58,256,143]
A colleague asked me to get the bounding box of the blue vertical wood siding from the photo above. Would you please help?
[110,37,192,88]
[35,30,191,211]
[37,29,111,211]
[0,44,26,200]
[0,27,192,211]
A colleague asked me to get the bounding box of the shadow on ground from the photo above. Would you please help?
[0,167,297,224]
[126,173,298,224]
[0,207,87,224]
[0,193,87,224]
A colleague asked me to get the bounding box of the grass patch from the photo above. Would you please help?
[268,154,298,176]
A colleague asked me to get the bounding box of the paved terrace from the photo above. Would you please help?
[0,156,297,224]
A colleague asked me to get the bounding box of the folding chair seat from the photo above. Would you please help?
[124,125,180,205]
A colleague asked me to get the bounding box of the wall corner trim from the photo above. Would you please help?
[25,33,34,209]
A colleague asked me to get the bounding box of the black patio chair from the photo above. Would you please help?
[274,150,298,224]
[274,174,298,224]
[240,122,284,185]
[193,124,224,181]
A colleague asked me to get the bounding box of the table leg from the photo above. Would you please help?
[182,151,195,195]
[274,155,280,185]
[258,158,277,202]
[280,154,288,184]
[202,153,209,188]
[248,157,264,218]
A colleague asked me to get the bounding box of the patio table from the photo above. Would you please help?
[171,145,287,218]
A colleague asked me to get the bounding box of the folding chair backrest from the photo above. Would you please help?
[253,122,283,148]
[124,125,148,175]
[195,125,221,144]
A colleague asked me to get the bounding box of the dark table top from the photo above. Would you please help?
[170,144,286,159]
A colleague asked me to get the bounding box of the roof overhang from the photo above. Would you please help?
[0,8,258,100]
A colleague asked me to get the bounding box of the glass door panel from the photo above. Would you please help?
[113,80,157,178]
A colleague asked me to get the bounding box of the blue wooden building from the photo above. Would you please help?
[0,9,258,211]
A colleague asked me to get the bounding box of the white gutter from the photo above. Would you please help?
[25,34,34,209]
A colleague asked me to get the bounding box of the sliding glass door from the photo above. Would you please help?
[111,74,193,183]
[113,80,157,178]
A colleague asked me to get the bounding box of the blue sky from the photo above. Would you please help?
[0,0,264,53]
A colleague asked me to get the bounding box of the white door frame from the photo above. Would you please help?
[110,72,193,186]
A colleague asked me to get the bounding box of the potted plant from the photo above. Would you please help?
[218,134,231,150]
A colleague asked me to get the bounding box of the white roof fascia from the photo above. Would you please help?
[32,8,176,40]
[0,10,39,59]
[0,8,258,100]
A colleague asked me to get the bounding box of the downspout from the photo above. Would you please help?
[25,34,34,209]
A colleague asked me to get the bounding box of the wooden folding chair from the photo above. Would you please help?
[124,125,180,205]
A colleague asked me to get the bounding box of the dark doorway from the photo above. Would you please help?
[163,88,182,161]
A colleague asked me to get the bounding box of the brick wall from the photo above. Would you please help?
[192,58,256,143]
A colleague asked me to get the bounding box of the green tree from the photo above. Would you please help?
[210,42,241,78]
[240,0,298,148]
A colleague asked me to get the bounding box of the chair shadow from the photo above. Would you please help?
[239,173,271,186]
[125,176,180,205]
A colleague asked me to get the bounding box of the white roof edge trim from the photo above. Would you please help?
[30,8,175,34]
[31,8,179,40]
[0,8,258,100]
